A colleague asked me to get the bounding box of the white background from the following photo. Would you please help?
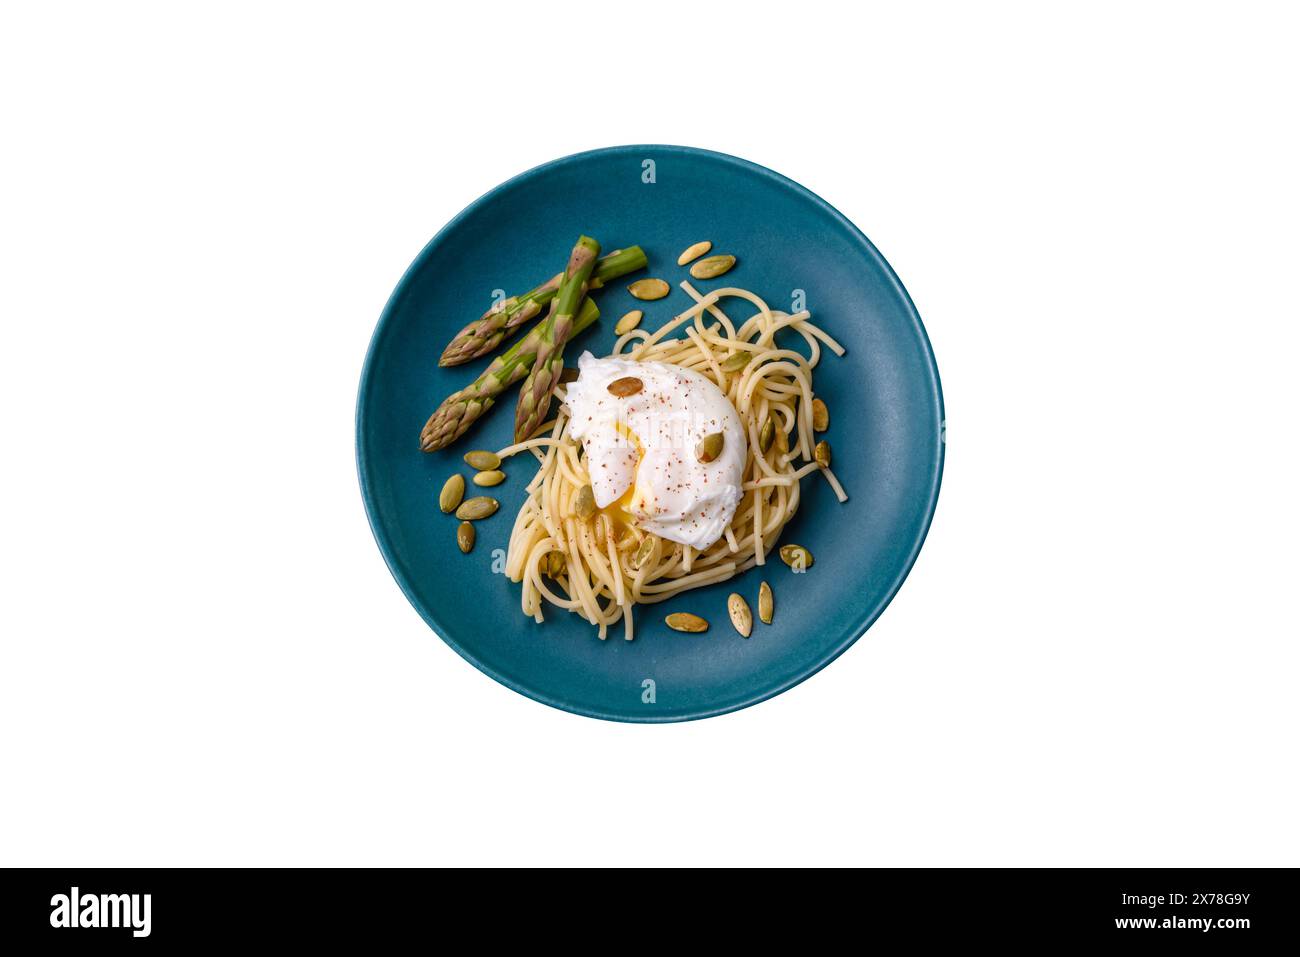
[2,2,1296,867]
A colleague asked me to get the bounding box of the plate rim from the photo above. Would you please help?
[355,143,945,722]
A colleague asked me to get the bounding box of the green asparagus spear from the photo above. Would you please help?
[420,297,599,452]
[439,246,647,366]
[513,236,600,443]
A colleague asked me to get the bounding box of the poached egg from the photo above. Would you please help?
[564,351,747,550]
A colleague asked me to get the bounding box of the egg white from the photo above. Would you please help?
[563,351,747,550]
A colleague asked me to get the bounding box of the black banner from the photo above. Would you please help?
[1,868,1294,946]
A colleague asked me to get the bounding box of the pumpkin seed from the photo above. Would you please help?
[456,521,475,554]
[559,366,580,384]
[630,534,658,572]
[628,278,670,300]
[689,254,736,280]
[720,351,751,373]
[758,581,774,624]
[696,431,725,463]
[665,612,709,633]
[779,544,814,570]
[811,397,829,432]
[814,440,831,468]
[464,450,500,471]
[473,469,505,487]
[759,416,775,454]
[575,484,596,521]
[439,474,465,514]
[607,375,644,397]
[455,496,499,521]
[727,593,753,638]
[545,550,566,578]
[614,309,643,335]
[677,240,712,266]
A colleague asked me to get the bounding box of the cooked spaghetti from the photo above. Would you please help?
[497,280,846,641]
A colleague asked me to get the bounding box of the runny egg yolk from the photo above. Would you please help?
[601,423,643,540]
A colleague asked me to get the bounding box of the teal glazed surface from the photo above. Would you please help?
[356,145,944,722]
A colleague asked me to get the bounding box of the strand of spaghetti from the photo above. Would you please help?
[574,557,622,634]
[531,506,559,572]
[776,485,797,530]
[529,417,558,440]
[563,517,603,628]
[738,309,814,350]
[628,557,653,606]
[590,517,615,591]
[691,540,736,568]
[528,543,582,611]
[723,524,739,553]
[639,338,714,365]
[592,527,626,611]
[506,500,537,581]
[734,351,813,413]
[555,443,586,490]
[789,322,822,367]
[603,520,627,613]
[685,325,726,388]
[692,306,709,338]
[637,562,738,596]
[746,410,783,480]
[752,371,805,389]
[672,349,715,376]
[522,537,546,620]
[819,464,849,502]
[788,316,845,356]
[526,413,566,491]
[753,310,840,367]
[563,441,586,474]
[631,293,720,357]
[773,402,797,445]
[702,287,774,331]
[523,536,557,621]
[513,502,546,579]
[542,470,563,546]
[763,309,819,336]
[679,279,740,340]
[636,572,737,603]
[741,360,815,459]
[525,448,550,492]
[698,331,766,355]
[736,508,781,574]
[734,311,771,345]
[690,296,733,345]
[580,520,618,608]
[743,382,808,464]
[642,337,697,362]
[744,461,820,489]
[631,545,674,602]
[613,328,651,354]
[790,320,839,367]
[497,435,564,459]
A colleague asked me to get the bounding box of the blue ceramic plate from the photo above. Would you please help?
[357,145,943,722]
